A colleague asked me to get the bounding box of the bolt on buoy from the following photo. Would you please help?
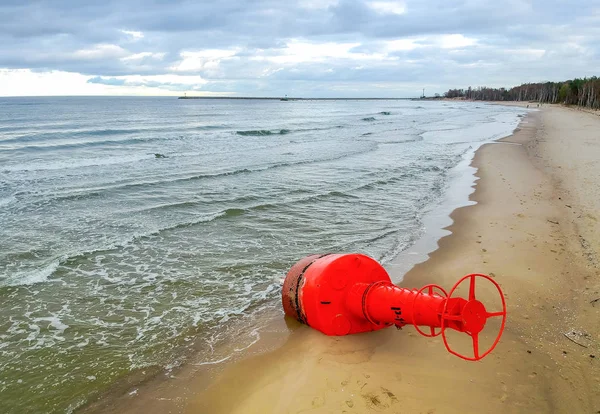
[281,253,507,361]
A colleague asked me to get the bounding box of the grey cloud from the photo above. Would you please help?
[87,77,126,86]
[0,0,599,96]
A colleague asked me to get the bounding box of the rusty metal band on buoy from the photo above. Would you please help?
[281,253,331,325]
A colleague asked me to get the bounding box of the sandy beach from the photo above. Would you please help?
[85,104,600,413]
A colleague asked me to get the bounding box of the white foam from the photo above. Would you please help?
[34,316,69,334]
[390,104,527,279]
[2,153,151,172]
[192,355,232,366]
[233,329,260,352]
[1,260,60,287]
[0,195,15,207]
[26,324,40,342]
[76,338,89,348]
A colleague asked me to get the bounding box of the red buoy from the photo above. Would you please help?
[282,253,506,361]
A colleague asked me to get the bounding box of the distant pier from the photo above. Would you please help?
[178,96,412,101]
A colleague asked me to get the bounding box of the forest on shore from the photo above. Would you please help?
[444,77,600,109]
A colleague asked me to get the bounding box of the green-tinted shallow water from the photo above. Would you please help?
[0,97,525,413]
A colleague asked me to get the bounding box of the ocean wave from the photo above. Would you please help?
[2,153,151,172]
[221,208,246,217]
[236,129,291,136]
[379,111,391,115]
[1,100,48,106]
[378,229,420,264]
[0,129,138,145]
[195,125,226,130]
[360,228,400,246]
[0,124,223,150]
[120,194,266,216]
[50,192,103,203]
[0,135,167,153]
[296,125,344,133]
[131,145,377,187]
[1,260,60,287]
[350,176,408,192]
[80,128,142,137]
[12,142,380,205]
[347,162,449,194]
[362,117,376,121]
[120,190,354,223]
[372,137,423,145]
[5,188,375,277]
[144,211,229,234]
[0,123,69,134]
[299,190,360,203]
[0,203,282,289]
[0,195,16,208]
[0,211,230,287]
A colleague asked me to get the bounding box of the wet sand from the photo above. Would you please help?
[86,105,600,413]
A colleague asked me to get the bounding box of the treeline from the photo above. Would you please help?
[444,77,600,109]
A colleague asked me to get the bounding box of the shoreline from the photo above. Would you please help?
[84,104,600,413]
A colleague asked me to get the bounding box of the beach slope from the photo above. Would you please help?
[86,105,600,414]
[185,105,600,413]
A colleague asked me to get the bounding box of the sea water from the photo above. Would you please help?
[0,97,525,412]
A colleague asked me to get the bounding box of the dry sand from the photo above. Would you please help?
[86,105,600,413]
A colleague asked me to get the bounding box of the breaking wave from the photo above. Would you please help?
[236,129,291,136]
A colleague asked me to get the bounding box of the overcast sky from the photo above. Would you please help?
[0,0,599,97]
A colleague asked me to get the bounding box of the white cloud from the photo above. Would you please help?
[300,0,339,9]
[71,44,129,60]
[0,69,215,96]
[379,34,476,56]
[368,1,406,15]
[121,52,166,62]
[504,48,546,60]
[255,40,388,64]
[437,34,478,49]
[385,38,421,52]
[113,74,207,86]
[0,69,111,96]
[1,0,598,97]
[121,30,144,40]
[260,67,283,77]
[169,49,238,72]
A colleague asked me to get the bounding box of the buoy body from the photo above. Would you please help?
[282,253,507,361]
[282,253,392,335]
